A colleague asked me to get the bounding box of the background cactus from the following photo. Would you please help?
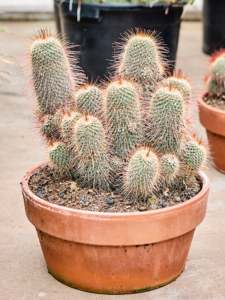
[26,28,208,202]
[206,50,225,94]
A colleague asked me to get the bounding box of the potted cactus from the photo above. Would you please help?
[21,28,209,294]
[198,49,225,173]
[54,0,193,79]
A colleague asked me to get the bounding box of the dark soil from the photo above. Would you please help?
[28,165,201,213]
[203,92,225,111]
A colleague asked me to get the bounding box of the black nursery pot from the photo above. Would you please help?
[203,0,225,55]
[55,0,183,80]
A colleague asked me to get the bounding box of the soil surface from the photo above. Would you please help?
[203,92,225,111]
[28,165,201,213]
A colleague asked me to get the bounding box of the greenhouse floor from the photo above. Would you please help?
[0,21,224,300]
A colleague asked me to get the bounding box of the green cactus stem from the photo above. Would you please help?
[72,115,110,190]
[181,136,208,173]
[161,154,180,184]
[105,80,141,158]
[147,86,186,154]
[165,72,192,105]
[48,141,71,176]
[30,30,80,114]
[60,111,81,143]
[117,31,166,85]
[123,147,160,200]
[76,85,104,119]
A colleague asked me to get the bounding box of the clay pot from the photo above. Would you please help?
[198,91,225,173]
[22,162,209,294]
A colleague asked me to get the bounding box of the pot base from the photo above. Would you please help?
[37,229,195,294]
[207,130,225,174]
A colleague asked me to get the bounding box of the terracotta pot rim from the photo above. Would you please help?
[198,90,225,116]
[22,161,209,218]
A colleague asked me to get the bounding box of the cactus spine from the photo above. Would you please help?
[105,80,141,158]
[123,147,160,199]
[72,115,110,189]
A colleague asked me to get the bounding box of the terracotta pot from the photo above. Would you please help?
[22,162,209,294]
[198,91,225,173]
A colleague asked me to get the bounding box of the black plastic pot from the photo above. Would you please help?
[203,0,225,55]
[55,0,183,80]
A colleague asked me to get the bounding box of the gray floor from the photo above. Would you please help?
[0,21,224,300]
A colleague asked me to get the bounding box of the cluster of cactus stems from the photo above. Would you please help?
[25,28,208,201]
[206,49,225,95]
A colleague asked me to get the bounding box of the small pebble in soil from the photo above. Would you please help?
[138,206,147,212]
[151,205,157,209]
[47,196,52,200]
[59,193,65,199]
[107,208,112,211]
[44,180,48,184]
[162,202,167,207]
[34,172,38,175]
[106,199,114,205]
[53,178,58,183]
[36,191,42,197]
[41,191,45,194]
[80,196,85,201]
[84,201,89,207]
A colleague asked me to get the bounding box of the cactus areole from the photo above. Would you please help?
[21,28,209,293]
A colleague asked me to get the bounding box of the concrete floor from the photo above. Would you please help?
[0,21,225,300]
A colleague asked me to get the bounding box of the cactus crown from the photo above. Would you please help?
[25,28,208,202]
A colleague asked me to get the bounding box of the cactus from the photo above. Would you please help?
[165,71,192,105]
[60,111,81,142]
[48,142,71,176]
[115,30,166,87]
[161,154,180,184]
[29,29,83,115]
[206,50,225,94]
[206,75,224,95]
[147,86,187,154]
[105,79,141,158]
[25,28,208,203]
[39,112,62,142]
[72,115,110,189]
[209,50,225,81]
[181,135,208,173]
[76,85,104,119]
[123,147,160,200]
